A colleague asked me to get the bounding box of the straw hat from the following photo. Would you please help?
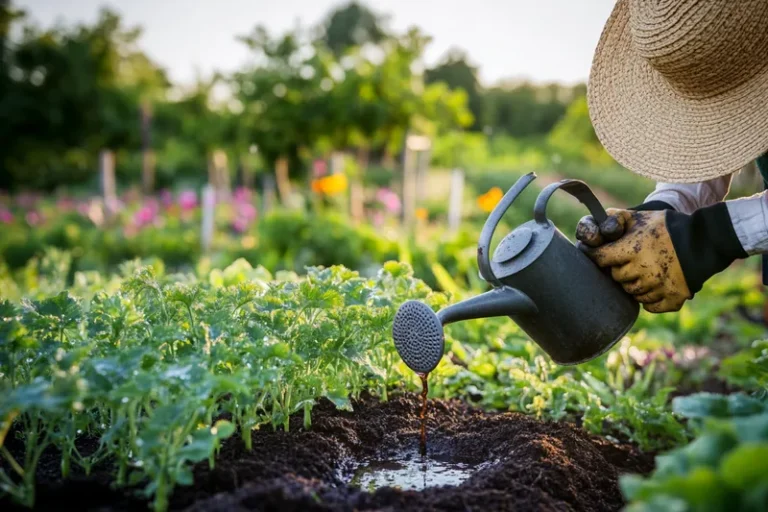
[587,0,768,183]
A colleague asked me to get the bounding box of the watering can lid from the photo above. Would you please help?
[489,219,555,278]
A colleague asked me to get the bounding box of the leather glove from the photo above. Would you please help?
[575,201,747,313]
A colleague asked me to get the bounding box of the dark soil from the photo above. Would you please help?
[2,392,655,512]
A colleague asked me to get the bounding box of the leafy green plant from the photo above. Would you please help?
[621,392,768,512]
[1,251,765,511]
[0,259,445,511]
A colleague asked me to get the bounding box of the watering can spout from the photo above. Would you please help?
[436,287,538,326]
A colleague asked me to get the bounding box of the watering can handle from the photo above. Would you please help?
[533,180,608,226]
[477,172,538,287]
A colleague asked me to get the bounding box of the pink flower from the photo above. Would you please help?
[56,198,75,211]
[376,188,401,214]
[237,202,257,221]
[178,190,197,211]
[0,209,13,224]
[77,202,91,216]
[16,193,39,209]
[145,198,159,213]
[232,217,248,233]
[312,159,328,178]
[133,201,159,227]
[160,189,173,207]
[234,187,252,203]
[25,211,41,226]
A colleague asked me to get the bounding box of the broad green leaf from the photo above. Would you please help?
[211,420,235,439]
[719,443,768,490]
[672,393,730,419]
[175,466,195,486]
[732,414,768,443]
[324,391,353,411]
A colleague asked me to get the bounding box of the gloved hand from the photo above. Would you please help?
[575,201,747,313]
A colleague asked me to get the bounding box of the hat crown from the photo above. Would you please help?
[629,0,768,98]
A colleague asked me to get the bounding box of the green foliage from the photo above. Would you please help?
[482,82,585,138]
[254,209,399,273]
[1,244,766,510]
[547,96,611,166]
[0,7,168,190]
[425,48,483,131]
[319,1,389,56]
[621,392,768,512]
[0,259,443,510]
[719,340,768,391]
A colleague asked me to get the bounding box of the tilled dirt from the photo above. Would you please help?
[2,392,655,512]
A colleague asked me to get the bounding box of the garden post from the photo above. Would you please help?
[402,146,416,231]
[140,101,155,195]
[201,183,216,254]
[262,173,276,215]
[448,168,465,234]
[275,157,291,206]
[99,149,117,220]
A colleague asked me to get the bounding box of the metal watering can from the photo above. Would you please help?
[392,172,639,374]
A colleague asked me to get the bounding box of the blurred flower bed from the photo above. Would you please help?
[0,185,490,293]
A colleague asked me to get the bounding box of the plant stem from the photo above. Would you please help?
[0,446,24,477]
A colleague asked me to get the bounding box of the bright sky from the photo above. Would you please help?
[16,0,617,87]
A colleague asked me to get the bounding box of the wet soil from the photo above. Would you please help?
[2,392,655,512]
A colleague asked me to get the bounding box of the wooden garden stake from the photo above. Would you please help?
[262,173,276,215]
[275,157,291,205]
[140,101,155,194]
[201,184,216,254]
[448,168,465,234]
[99,149,117,220]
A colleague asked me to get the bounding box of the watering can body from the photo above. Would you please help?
[444,172,639,365]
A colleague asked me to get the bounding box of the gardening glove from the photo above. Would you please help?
[575,202,747,313]
[575,201,674,248]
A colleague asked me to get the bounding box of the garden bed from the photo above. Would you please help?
[3,393,654,512]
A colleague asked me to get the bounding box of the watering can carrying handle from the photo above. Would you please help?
[533,180,608,226]
[477,172,538,287]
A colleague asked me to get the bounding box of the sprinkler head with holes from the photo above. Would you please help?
[392,301,445,374]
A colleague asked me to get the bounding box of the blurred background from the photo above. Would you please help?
[1,0,764,294]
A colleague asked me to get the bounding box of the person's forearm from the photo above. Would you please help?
[725,191,768,255]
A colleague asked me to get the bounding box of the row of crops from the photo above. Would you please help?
[1,245,767,511]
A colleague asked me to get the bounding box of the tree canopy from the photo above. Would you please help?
[0,0,595,191]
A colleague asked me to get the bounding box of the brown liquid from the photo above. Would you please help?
[417,372,429,456]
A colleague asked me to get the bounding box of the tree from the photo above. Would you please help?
[548,95,613,166]
[425,48,483,131]
[151,75,233,188]
[0,6,169,190]
[319,1,389,57]
[481,81,584,139]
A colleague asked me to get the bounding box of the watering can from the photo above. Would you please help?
[392,171,639,374]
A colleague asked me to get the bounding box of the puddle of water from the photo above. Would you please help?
[348,451,487,492]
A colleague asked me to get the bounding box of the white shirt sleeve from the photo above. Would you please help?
[726,192,768,255]
[643,172,768,255]
[643,174,733,214]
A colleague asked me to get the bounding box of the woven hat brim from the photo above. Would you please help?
[587,0,768,183]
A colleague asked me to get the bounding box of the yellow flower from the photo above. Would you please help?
[241,235,256,249]
[312,174,348,196]
[477,187,503,212]
[415,207,428,221]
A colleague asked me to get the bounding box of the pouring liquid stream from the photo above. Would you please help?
[417,372,429,456]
